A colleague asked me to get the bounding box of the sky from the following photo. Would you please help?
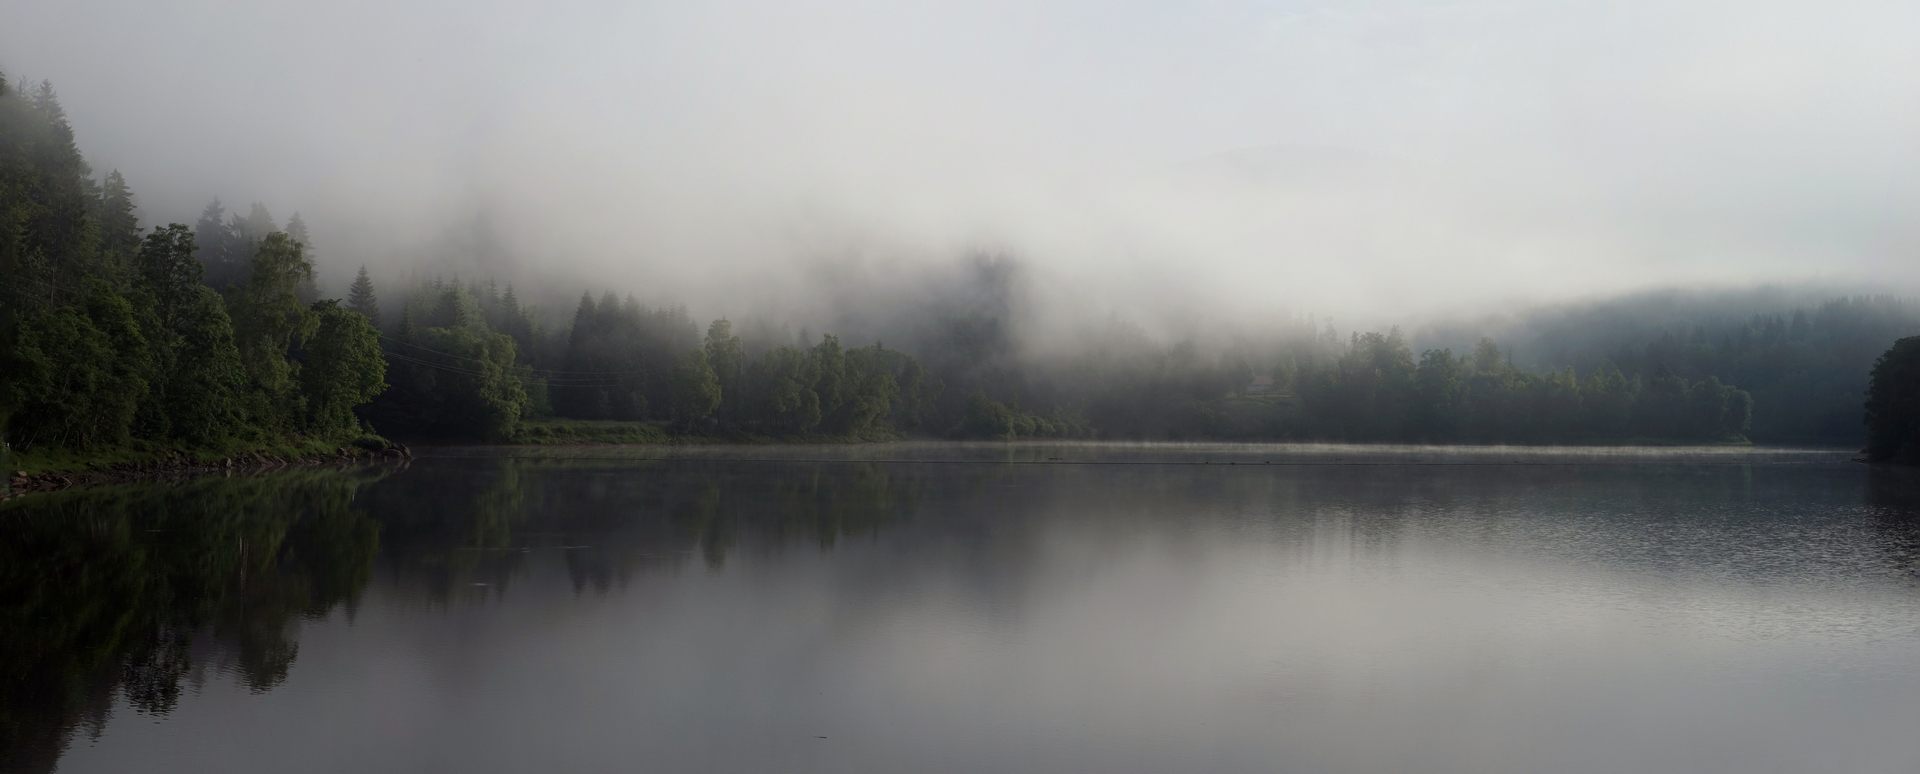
[3,0,1917,331]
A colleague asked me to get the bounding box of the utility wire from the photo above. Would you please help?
[381,350,644,385]
[379,334,676,379]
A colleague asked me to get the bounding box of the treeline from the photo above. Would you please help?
[2,74,1873,455]
[1438,292,1920,443]
[1287,332,1750,442]
[1865,336,1920,463]
[940,321,1752,443]
[356,277,947,440]
[0,77,386,466]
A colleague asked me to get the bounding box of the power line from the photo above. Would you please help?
[378,334,675,379]
[381,350,641,385]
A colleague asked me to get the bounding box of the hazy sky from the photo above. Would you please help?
[4,0,1916,327]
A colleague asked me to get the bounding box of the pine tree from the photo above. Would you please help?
[501,285,521,315]
[194,198,242,289]
[283,212,310,249]
[98,170,141,269]
[496,284,535,354]
[431,283,472,330]
[12,80,99,308]
[347,265,380,328]
[238,202,277,242]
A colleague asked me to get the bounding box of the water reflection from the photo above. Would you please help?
[0,457,925,772]
[0,468,388,773]
[354,457,917,596]
[3,452,1919,774]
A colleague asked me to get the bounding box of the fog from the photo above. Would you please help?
[5,0,1918,334]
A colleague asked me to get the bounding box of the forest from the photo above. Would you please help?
[0,77,385,473]
[3,75,1915,472]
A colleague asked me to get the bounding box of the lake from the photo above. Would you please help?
[4,443,1919,773]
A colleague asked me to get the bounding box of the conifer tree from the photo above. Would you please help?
[12,80,99,308]
[283,212,310,248]
[194,198,243,288]
[98,170,141,269]
[347,265,381,328]
[0,72,16,480]
[238,202,277,242]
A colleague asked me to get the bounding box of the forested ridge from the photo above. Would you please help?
[3,76,1914,474]
[0,76,385,476]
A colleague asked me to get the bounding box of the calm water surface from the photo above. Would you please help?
[4,444,1919,773]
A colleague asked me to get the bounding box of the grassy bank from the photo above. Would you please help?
[10,432,395,476]
[506,419,906,446]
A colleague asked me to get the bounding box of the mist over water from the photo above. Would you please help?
[8,449,1920,774]
[7,5,1920,769]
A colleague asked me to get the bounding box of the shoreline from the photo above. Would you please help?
[5,436,1870,498]
[3,442,413,499]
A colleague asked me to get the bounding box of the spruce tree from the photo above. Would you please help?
[284,211,310,248]
[0,73,15,482]
[194,198,241,288]
[238,202,277,242]
[98,170,141,269]
[347,265,381,328]
[13,80,99,308]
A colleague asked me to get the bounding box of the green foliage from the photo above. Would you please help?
[156,286,247,443]
[1275,334,1750,442]
[1864,336,1920,462]
[79,279,154,442]
[829,344,900,435]
[10,305,122,449]
[705,317,744,420]
[0,79,389,467]
[889,355,939,432]
[346,264,380,327]
[299,301,387,434]
[509,419,671,445]
[743,345,822,433]
[369,325,528,440]
[1473,294,1920,442]
[132,224,202,324]
[4,74,1867,453]
[425,281,479,332]
[1411,348,1463,440]
[283,212,317,303]
[957,391,1017,439]
[1304,329,1417,439]
[96,169,139,269]
[228,232,318,432]
[554,290,696,420]
[669,349,722,424]
[952,391,1083,439]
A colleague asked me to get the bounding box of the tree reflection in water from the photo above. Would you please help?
[0,468,388,773]
[0,457,917,772]
[356,457,916,597]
